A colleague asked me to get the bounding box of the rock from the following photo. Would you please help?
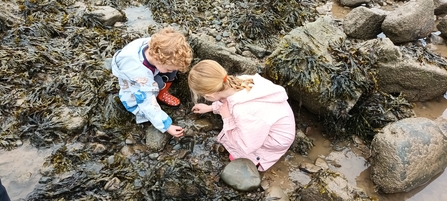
[266,16,359,117]
[289,129,314,155]
[356,38,402,64]
[382,0,435,44]
[265,185,289,201]
[356,38,447,101]
[428,32,445,45]
[145,125,171,152]
[299,162,322,173]
[371,117,447,193]
[376,58,447,101]
[245,43,270,58]
[315,157,329,170]
[299,170,371,201]
[51,106,88,134]
[189,33,260,75]
[339,0,371,7]
[434,0,447,15]
[91,143,106,154]
[192,118,213,132]
[148,153,159,160]
[220,158,261,191]
[437,18,447,39]
[90,6,125,26]
[104,177,120,191]
[343,7,387,39]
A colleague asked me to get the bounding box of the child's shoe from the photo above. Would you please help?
[157,82,180,107]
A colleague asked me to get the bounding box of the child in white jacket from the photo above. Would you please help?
[111,27,192,137]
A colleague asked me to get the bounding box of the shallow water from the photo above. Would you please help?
[0,143,51,200]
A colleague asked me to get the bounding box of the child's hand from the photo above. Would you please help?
[191,103,212,114]
[219,100,230,118]
[167,125,184,137]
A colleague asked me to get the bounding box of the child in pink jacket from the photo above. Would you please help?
[188,60,296,171]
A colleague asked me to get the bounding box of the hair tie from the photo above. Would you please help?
[223,74,228,83]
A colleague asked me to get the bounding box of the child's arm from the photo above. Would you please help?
[135,81,177,133]
[191,103,213,114]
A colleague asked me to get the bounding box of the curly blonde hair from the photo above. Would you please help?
[148,27,193,73]
[188,60,254,102]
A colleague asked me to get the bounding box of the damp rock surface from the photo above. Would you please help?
[220,158,261,191]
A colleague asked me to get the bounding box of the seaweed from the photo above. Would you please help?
[322,92,415,143]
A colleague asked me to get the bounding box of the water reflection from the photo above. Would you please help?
[0,142,51,200]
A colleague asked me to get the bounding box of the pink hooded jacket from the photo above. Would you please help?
[212,74,296,171]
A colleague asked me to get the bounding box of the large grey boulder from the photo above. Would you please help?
[382,0,435,44]
[343,7,387,39]
[375,59,447,101]
[371,117,447,193]
[356,38,447,101]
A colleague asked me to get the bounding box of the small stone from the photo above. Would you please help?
[265,185,289,201]
[315,157,329,170]
[216,35,222,41]
[92,143,106,154]
[125,137,136,145]
[149,153,159,160]
[104,177,120,191]
[299,162,322,173]
[107,155,115,164]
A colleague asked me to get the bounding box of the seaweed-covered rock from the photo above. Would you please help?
[289,129,314,155]
[266,16,371,117]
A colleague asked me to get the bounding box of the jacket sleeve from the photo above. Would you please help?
[211,101,222,114]
[221,112,271,155]
[135,83,172,133]
[114,57,172,133]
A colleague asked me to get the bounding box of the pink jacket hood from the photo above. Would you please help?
[226,74,288,109]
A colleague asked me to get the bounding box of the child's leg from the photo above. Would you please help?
[156,71,180,107]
